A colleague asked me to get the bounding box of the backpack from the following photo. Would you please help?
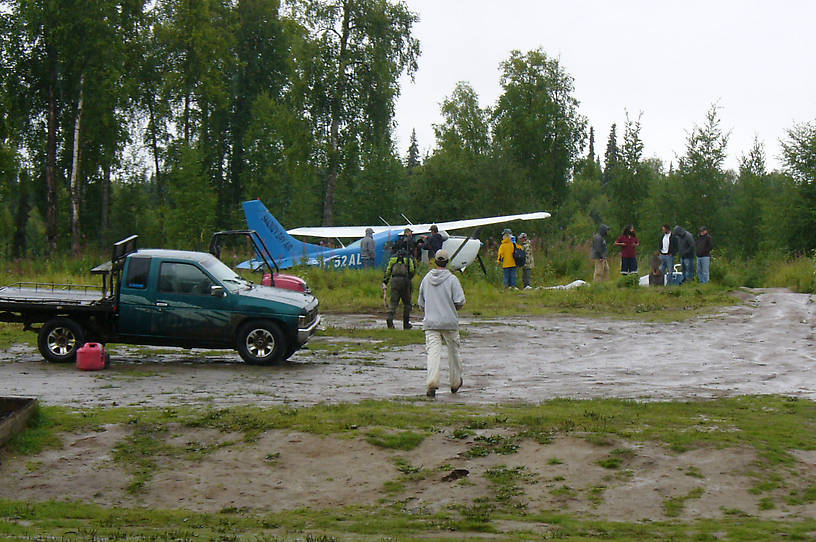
[392,258,409,277]
[513,245,526,267]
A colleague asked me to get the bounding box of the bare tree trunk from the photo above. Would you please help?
[147,98,162,201]
[322,1,351,227]
[45,51,58,253]
[184,94,190,144]
[12,177,28,258]
[70,73,85,255]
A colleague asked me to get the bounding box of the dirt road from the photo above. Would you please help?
[1,288,814,407]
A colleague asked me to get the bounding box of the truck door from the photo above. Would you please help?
[118,256,156,336]
[152,261,232,344]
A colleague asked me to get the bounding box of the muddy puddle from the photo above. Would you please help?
[1,289,814,407]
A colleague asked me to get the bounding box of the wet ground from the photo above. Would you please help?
[1,289,814,407]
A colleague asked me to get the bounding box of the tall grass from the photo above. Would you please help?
[2,246,812,319]
[764,254,816,294]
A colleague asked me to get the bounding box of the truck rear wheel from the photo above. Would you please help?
[237,320,286,365]
[38,317,85,363]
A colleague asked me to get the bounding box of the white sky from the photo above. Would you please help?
[394,0,816,172]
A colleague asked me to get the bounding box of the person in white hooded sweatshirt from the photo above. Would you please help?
[418,249,466,398]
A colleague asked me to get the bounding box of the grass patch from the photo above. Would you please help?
[684,465,705,479]
[663,487,704,517]
[13,396,816,466]
[464,433,520,458]
[484,465,533,506]
[0,322,35,349]
[254,262,743,320]
[112,421,172,493]
[2,497,816,540]
[764,256,816,294]
[365,428,425,451]
[786,485,816,506]
[587,485,607,506]
[597,448,636,470]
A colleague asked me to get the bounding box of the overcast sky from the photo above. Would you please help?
[393,0,816,172]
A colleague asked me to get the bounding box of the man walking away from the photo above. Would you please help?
[519,232,534,289]
[591,224,610,282]
[361,228,376,267]
[419,249,466,398]
[696,226,713,283]
[673,225,696,283]
[382,249,416,329]
[658,224,676,281]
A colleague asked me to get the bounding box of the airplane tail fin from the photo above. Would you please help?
[242,200,319,264]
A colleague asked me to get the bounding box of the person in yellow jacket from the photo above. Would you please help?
[496,230,520,288]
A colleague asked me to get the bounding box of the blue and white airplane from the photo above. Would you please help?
[241,199,550,271]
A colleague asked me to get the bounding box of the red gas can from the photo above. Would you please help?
[76,343,108,371]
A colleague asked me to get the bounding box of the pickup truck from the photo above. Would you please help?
[0,236,320,365]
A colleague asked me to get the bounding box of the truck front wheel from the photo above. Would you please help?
[38,317,85,363]
[237,320,286,365]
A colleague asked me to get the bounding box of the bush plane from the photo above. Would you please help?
[240,199,550,272]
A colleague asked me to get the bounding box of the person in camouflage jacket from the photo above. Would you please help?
[519,233,534,289]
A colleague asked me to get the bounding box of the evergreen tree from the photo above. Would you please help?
[405,128,420,172]
[588,126,595,163]
[676,104,730,240]
[733,137,769,257]
[602,123,617,185]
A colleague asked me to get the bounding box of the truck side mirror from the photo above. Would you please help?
[210,285,225,297]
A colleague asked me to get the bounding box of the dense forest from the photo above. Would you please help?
[1,0,814,261]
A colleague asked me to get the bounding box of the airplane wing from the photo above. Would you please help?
[286,211,551,239]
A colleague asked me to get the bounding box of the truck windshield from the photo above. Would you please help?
[201,256,251,293]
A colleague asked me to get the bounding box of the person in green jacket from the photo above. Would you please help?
[382,249,416,329]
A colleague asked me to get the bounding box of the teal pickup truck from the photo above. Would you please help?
[0,236,320,365]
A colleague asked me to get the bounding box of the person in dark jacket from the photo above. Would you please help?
[695,226,714,283]
[361,228,376,267]
[673,225,696,283]
[590,224,610,282]
[393,228,416,259]
[426,225,444,258]
[658,224,677,280]
[382,249,416,329]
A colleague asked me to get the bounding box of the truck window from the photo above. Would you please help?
[125,257,151,289]
[158,262,214,295]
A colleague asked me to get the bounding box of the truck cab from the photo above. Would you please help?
[114,249,319,364]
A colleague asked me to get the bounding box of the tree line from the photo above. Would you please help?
[1,0,814,261]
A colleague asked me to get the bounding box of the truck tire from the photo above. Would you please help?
[236,320,286,365]
[38,317,85,363]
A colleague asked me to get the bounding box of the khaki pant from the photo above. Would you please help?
[425,329,463,392]
[593,259,609,282]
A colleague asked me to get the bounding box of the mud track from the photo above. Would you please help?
[1,288,814,407]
